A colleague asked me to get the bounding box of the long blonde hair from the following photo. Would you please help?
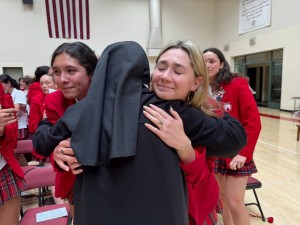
[155,40,221,117]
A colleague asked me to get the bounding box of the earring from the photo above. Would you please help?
[149,81,153,91]
[185,92,191,102]
[186,91,195,102]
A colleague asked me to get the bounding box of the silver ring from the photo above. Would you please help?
[61,148,65,154]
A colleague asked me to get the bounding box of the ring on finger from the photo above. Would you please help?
[61,148,65,154]
[8,113,13,117]
[157,120,163,128]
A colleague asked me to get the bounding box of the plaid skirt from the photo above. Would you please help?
[214,159,257,176]
[189,210,218,225]
[203,210,218,225]
[0,164,27,206]
[18,128,29,140]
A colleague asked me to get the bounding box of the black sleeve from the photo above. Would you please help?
[32,118,72,157]
[178,106,247,158]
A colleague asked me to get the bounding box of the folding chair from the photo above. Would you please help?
[16,140,69,223]
[15,139,45,166]
[19,203,71,225]
[14,140,50,211]
[245,176,266,221]
[296,124,300,141]
[15,139,34,155]
[16,139,54,203]
[20,165,56,216]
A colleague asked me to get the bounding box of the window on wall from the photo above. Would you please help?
[235,56,245,65]
[2,67,23,81]
[272,49,283,60]
[246,52,271,64]
[235,49,283,66]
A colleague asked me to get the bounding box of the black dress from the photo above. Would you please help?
[33,41,246,225]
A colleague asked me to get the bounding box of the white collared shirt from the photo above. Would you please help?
[0,153,7,170]
[11,88,28,129]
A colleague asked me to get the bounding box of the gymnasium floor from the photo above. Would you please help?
[231,107,300,225]
[21,107,300,225]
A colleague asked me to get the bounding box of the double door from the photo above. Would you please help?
[235,50,282,109]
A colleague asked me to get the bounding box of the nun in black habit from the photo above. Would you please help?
[33,41,246,225]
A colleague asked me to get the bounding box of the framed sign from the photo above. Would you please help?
[239,0,271,35]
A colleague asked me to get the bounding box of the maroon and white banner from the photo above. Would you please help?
[45,0,90,39]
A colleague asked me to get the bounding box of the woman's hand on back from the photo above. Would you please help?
[143,104,188,149]
[143,104,195,163]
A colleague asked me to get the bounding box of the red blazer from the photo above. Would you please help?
[220,77,261,164]
[28,94,48,159]
[28,94,45,134]
[0,90,23,178]
[27,82,43,105]
[44,90,76,198]
[180,147,219,225]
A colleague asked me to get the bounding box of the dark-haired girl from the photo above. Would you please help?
[203,48,261,225]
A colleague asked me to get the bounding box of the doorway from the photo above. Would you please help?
[234,49,282,109]
[246,65,269,107]
[3,67,24,81]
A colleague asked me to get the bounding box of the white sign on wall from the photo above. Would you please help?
[239,0,271,35]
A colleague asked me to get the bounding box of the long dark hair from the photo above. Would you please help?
[51,42,98,76]
[0,74,20,90]
[203,47,238,90]
[19,76,34,86]
[34,66,50,82]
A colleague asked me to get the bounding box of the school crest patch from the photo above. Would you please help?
[223,102,232,112]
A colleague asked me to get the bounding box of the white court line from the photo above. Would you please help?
[258,140,300,155]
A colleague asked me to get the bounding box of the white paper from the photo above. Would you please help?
[36,207,68,223]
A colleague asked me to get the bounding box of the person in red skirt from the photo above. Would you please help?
[203,47,261,225]
[0,84,26,225]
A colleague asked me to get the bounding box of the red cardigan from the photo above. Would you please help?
[220,77,261,164]
[180,147,219,225]
[0,89,23,178]
[44,90,76,198]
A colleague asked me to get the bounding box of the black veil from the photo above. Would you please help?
[71,41,150,166]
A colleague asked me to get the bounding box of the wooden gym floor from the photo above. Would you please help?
[220,107,300,225]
